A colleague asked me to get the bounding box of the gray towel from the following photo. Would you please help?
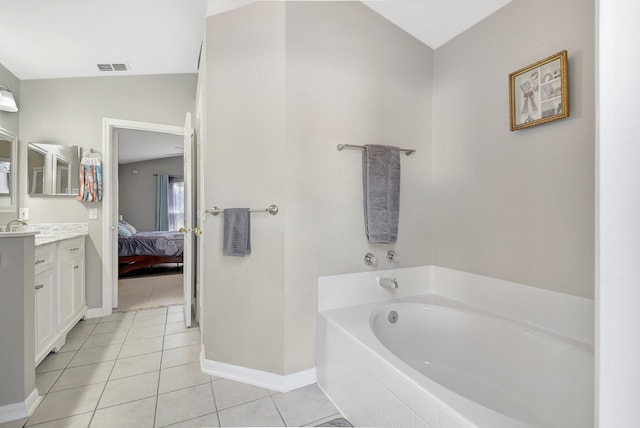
[223,208,251,257]
[363,145,400,243]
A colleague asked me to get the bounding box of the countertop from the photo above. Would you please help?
[35,232,87,246]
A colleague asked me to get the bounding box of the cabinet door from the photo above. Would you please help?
[58,257,75,330]
[35,268,56,364]
[72,253,85,316]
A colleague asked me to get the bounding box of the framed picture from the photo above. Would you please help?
[509,50,569,131]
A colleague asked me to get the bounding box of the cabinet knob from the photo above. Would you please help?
[74,265,79,269]
[35,259,45,265]
[70,247,80,252]
[35,284,44,290]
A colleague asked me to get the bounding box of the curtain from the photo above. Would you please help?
[155,174,169,231]
[168,176,185,231]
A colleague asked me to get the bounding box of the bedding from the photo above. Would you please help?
[118,228,184,276]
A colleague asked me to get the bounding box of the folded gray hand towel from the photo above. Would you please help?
[363,145,400,243]
[223,208,251,257]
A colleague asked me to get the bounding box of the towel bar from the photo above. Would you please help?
[336,143,416,156]
[205,204,279,216]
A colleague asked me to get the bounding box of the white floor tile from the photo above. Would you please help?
[50,361,115,392]
[164,412,219,428]
[126,324,166,342]
[155,383,216,428]
[161,344,200,369]
[90,397,157,428]
[80,330,127,350]
[158,362,211,394]
[26,383,106,426]
[119,336,164,358]
[26,412,93,428]
[162,330,199,350]
[272,384,338,427]
[110,352,162,380]
[35,370,63,395]
[67,345,121,368]
[36,352,76,373]
[98,371,160,409]
[217,397,284,427]
[212,379,272,410]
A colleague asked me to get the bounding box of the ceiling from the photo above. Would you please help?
[117,129,183,164]
[0,0,511,81]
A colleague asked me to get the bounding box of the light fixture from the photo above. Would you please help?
[0,85,18,112]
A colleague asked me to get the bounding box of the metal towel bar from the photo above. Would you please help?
[205,205,279,216]
[336,143,416,156]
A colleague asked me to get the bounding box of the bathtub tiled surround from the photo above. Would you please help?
[316,266,595,428]
[318,265,594,344]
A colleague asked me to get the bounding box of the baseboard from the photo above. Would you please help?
[85,307,105,319]
[200,349,316,393]
[0,388,42,424]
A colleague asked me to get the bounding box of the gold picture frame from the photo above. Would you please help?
[509,50,569,131]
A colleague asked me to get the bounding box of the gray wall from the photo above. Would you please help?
[119,156,184,232]
[19,74,197,308]
[203,1,433,375]
[0,235,35,408]
[432,0,595,298]
[0,62,20,224]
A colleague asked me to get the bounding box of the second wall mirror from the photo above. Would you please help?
[28,142,81,196]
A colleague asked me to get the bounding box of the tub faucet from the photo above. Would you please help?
[6,219,27,232]
[378,277,398,289]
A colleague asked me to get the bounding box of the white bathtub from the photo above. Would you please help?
[316,294,594,428]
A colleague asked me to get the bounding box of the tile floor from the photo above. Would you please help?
[11,305,345,428]
[116,274,183,312]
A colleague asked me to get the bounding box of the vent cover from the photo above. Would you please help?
[97,63,129,72]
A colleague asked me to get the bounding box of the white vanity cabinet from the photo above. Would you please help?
[34,237,87,366]
[58,238,85,331]
[34,244,56,364]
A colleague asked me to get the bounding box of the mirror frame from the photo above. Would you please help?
[0,126,17,213]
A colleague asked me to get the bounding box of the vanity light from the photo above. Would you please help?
[0,85,18,112]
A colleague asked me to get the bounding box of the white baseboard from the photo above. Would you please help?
[0,388,42,424]
[200,348,316,393]
[85,307,106,319]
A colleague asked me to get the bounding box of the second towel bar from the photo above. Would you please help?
[205,204,279,216]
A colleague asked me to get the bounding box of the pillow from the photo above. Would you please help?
[118,219,137,235]
[117,224,132,237]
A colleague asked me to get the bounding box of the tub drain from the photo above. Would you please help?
[388,310,398,324]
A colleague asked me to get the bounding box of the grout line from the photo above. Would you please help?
[210,378,222,427]
[270,394,288,427]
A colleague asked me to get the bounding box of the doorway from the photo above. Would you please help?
[102,117,195,327]
[116,128,185,311]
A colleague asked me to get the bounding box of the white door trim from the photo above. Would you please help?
[102,118,184,316]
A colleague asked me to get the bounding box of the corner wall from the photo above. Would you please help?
[432,0,595,298]
[203,1,433,375]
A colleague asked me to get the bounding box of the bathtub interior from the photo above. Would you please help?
[370,302,594,428]
[316,267,595,428]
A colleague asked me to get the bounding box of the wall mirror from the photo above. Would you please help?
[0,127,17,212]
[28,142,81,196]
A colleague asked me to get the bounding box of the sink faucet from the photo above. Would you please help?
[378,277,399,289]
[6,219,27,232]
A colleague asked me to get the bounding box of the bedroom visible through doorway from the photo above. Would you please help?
[116,128,185,312]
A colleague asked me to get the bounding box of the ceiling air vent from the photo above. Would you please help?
[96,63,129,72]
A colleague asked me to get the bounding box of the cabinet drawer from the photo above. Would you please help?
[34,244,56,273]
[58,237,85,260]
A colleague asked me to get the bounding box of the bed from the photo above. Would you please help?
[118,219,184,276]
